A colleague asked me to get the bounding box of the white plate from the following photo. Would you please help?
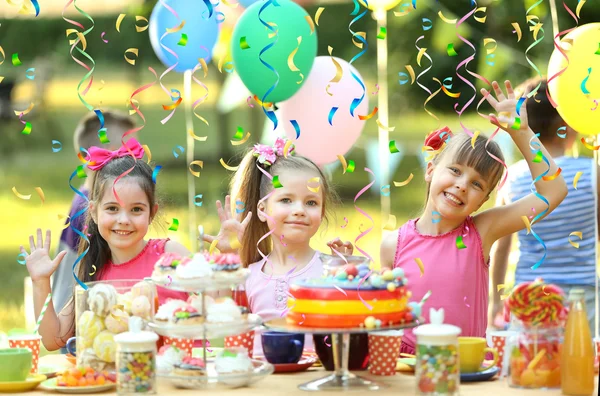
[39,378,116,394]
[149,314,262,339]
[148,270,250,292]
[159,359,274,389]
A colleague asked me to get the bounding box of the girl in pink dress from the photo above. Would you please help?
[20,138,189,351]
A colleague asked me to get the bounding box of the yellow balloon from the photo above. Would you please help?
[358,0,403,12]
[547,23,600,136]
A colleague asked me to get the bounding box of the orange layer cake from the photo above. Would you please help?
[287,266,415,328]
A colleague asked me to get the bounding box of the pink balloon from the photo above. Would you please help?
[279,56,369,165]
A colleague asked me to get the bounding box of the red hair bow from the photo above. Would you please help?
[424,127,453,150]
[87,138,145,171]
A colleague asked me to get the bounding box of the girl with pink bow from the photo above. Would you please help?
[19,139,190,351]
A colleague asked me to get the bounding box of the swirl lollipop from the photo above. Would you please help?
[506,279,566,327]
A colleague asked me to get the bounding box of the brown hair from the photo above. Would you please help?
[231,148,339,267]
[516,76,565,143]
[76,156,157,283]
[425,133,505,202]
[73,110,135,152]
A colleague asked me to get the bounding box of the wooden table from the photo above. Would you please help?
[22,355,596,395]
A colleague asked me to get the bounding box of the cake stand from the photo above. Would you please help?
[265,318,418,392]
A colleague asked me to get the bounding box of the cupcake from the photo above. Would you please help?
[187,294,215,314]
[173,356,206,377]
[155,299,188,323]
[175,253,213,279]
[153,253,189,278]
[206,298,244,323]
[215,348,253,374]
[157,345,187,374]
[87,284,118,317]
[205,252,242,272]
[173,306,204,325]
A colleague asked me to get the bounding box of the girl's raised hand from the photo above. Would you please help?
[20,229,67,282]
[326,238,354,256]
[202,195,252,253]
[481,80,529,133]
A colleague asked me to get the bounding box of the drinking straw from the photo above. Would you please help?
[33,293,51,334]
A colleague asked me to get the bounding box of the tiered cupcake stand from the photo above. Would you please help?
[147,274,274,389]
[265,318,418,391]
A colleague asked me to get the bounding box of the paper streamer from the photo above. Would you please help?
[568,231,583,248]
[414,258,424,277]
[348,0,368,117]
[258,0,281,130]
[573,171,583,190]
[191,58,211,128]
[353,168,376,265]
[415,36,442,128]
[581,137,600,151]
[328,107,338,125]
[135,16,149,32]
[152,165,162,184]
[290,120,301,139]
[393,173,413,187]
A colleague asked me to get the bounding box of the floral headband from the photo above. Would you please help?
[252,137,296,166]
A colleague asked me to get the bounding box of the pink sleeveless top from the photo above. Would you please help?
[395,217,489,355]
[98,238,188,305]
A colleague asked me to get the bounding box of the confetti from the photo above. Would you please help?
[456,235,467,249]
[511,22,522,42]
[194,194,203,207]
[168,218,180,231]
[376,27,387,40]
[220,158,239,171]
[573,171,583,190]
[288,36,304,84]
[315,7,325,25]
[422,18,432,31]
[17,253,26,265]
[299,314,306,325]
[532,150,543,163]
[380,185,391,196]
[446,43,458,56]
[135,16,149,32]
[432,211,441,223]
[98,129,110,144]
[101,32,108,43]
[556,126,567,138]
[283,140,294,158]
[172,145,185,158]
[522,216,532,235]
[240,36,250,50]
[166,275,172,287]
[464,296,470,308]
[376,120,395,131]
[35,187,45,204]
[596,43,600,56]
[511,117,521,130]
[231,127,250,146]
[328,107,338,126]
[116,13,126,32]
[438,11,457,24]
[177,33,188,46]
[398,65,416,85]
[152,165,162,184]
[272,175,283,188]
[76,165,87,179]
[307,177,320,193]
[25,68,35,80]
[393,173,414,187]
[11,53,22,66]
[235,200,245,214]
[189,160,204,177]
[581,68,592,95]
[389,140,400,153]
[289,120,301,139]
[280,235,287,247]
[305,15,315,35]
[581,137,600,151]
[89,265,97,276]
[471,130,480,149]
[11,187,31,200]
[358,107,378,121]
[542,167,562,181]
[341,217,348,228]
[124,48,138,65]
[414,258,424,277]
[442,85,460,98]
[383,214,397,231]
[568,231,582,248]
[51,140,62,152]
[209,239,219,255]
[324,335,331,347]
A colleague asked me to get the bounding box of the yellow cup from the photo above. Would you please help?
[458,337,498,373]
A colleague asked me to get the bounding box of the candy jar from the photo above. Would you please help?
[114,317,159,394]
[413,308,461,395]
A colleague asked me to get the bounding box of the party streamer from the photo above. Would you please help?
[287,36,304,83]
[315,7,325,25]
[523,5,545,102]
[191,58,211,127]
[526,136,550,269]
[414,37,441,128]
[328,107,338,125]
[258,0,281,130]
[348,0,368,116]
[326,46,343,95]
[573,171,583,190]
[152,165,162,184]
[393,173,413,187]
[354,168,376,264]
[414,258,424,277]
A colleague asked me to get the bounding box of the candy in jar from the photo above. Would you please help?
[114,317,159,395]
[413,308,461,395]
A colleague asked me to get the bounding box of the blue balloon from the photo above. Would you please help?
[238,0,258,8]
[149,0,221,73]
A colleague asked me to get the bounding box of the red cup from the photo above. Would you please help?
[9,334,41,373]
[163,337,194,357]
[368,331,403,376]
[489,330,515,377]
[225,331,255,358]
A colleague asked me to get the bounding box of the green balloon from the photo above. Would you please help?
[231,0,317,103]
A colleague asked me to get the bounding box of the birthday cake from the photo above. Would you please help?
[287,263,415,328]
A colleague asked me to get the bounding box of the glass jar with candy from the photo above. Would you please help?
[505,280,567,389]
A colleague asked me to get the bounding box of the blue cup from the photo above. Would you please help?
[261,332,304,364]
[66,337,76,356]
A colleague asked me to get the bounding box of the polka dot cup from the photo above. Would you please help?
[225,331,255,358]
[163,337,193,357]
[489,330,515,377]
[368,330,403,376]
[8,334,41,373]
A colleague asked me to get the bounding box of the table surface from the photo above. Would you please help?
[21,354,597,395]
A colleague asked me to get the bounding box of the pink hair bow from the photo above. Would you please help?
[87,138,145,171]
